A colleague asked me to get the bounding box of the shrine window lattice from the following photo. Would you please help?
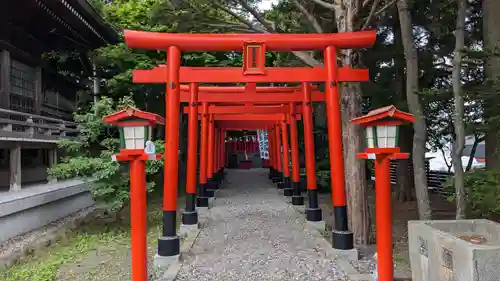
[10,60,35,113]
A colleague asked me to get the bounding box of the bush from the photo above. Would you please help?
[48,96,164,212]
[444,169,500,218]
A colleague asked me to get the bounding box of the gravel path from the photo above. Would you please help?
[176,169,348,281]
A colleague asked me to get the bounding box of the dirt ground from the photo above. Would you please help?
[318,185,456,280]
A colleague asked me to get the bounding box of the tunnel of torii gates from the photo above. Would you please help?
[124,30,377,263]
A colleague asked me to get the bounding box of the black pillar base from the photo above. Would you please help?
[283,188,294,196]
[333,206,349,232]
[218,171,223,183]
[306,207,322,221]
[292,195,304,206]
[332,230,354,250]
[207,178,218,190]
[287,182,304,199]
[268,167,275,179]
[205,189,215,198]
[158,236,180,256]
[272,171,283,183]
[197,197,209,207]
[215,170,223,184]
[181,210,198,225]
[282,177,290,188]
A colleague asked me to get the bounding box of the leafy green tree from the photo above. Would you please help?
[48,96,164,212]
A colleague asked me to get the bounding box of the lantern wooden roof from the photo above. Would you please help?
[350,105,415,126]
[104,107,165,126]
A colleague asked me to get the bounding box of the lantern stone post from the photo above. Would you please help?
[351,105,416,281]
[104,107,164,281]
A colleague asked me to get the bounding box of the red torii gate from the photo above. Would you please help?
[125,30,376,269]
[179,85,315,201]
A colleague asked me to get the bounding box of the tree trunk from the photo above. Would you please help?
[341,82,370,246]
[466,136,481,171]
[397,0,432,220]
[397,125,415,201]
[393,12,415,202]
[483,0,500,170]
[452,0,467,219]
[333,0,370,246]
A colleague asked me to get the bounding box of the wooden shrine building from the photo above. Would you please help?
[0,0,118,190]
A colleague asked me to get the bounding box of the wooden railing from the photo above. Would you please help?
[0,108,79,142]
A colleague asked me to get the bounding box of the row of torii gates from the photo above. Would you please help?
[123,29,378,280]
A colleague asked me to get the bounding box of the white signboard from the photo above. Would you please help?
[257,130,269,160]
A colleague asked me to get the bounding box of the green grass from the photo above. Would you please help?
[0,196,180,281]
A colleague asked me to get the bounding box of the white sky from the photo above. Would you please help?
[258,0,280,11]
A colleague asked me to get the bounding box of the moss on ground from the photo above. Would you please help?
[0,197,183,281]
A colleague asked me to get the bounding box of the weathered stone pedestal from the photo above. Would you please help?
[409,219,500,281]
[153,253,180,268]
[179,223,199,237]
[307,220,325,232]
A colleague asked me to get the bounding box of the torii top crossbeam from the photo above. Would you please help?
[124,30,376,51]
[132,65,368,83]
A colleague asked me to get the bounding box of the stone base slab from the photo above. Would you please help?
[332,248,359,262]
[292,204,306,214]
[153,253,180,269]
[307,220,326,232]
[178,223,199,237]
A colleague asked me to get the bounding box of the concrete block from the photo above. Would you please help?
[209,197,216,205]
[409,219,500,281]
[197,204,212,222]
[178,223,199,237]
[307,220,326,232]
[332,248,359,262]
[293,205,306,214]
[0,181,95,243]
[0,179,91,216]
[153,253,180,269]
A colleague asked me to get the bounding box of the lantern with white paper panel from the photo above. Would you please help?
[350,105,415,281]
[102,107,164,281]
[103,107,165,152]
[365,124,398,149]
[351,105,414,153]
